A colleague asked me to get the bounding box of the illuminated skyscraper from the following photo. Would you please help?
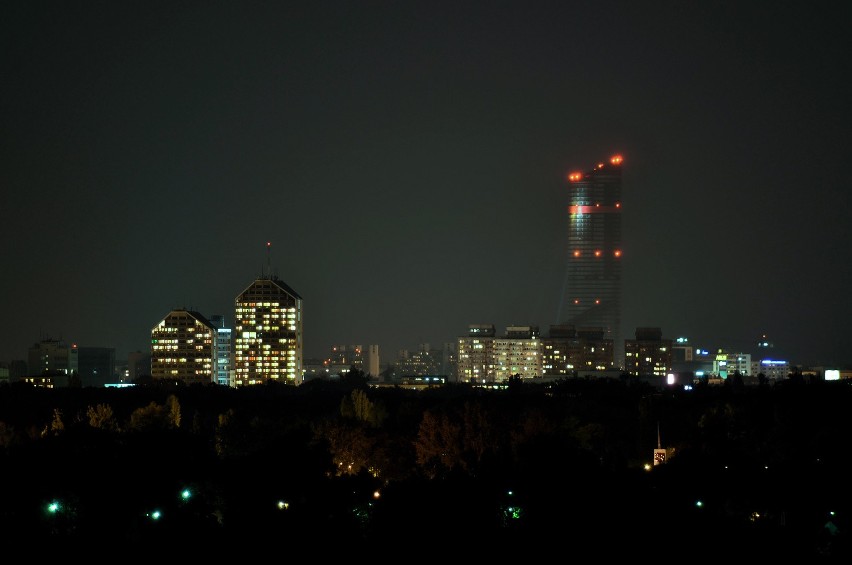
[562,154,624,368]
[233,276,303,386]
[151,309,217,385]
[208,314,233,386]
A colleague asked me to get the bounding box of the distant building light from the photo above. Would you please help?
[825,370,840,381]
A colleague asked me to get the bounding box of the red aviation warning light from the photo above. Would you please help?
[569,155,623,180]
[614,249,622,257]
[573,250,581,257]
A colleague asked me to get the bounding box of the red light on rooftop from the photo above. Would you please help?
[614,249,622,257]
[573,299,580,304]
[596,163,604,169]
[594,250,602,257]
[573,250,581,257]
[595,299,601,304]
[610,155,623,165]
[568,172,583,182]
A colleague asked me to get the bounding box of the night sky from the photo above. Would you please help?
[2,1,850,368]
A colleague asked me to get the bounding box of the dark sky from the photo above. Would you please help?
[2,1,850,368]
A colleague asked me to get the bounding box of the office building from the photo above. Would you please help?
[151,309,218,386]
[327,344,363,371]
[127,350,151,382]
[441,342,457,381]
[541,324,614,376]
[366,344,380,379]
[209,314,233,387]
[457,324,496,383]
[714,350,751,378]
[27,339,78,386]
[672,337,693,363]
[233,276,303,386]
[396,344,444,378]
[77,346,116,388]
[752,359,791,382]
[624,327,672,378]
[493,325,542,381]
[562,154,624,368]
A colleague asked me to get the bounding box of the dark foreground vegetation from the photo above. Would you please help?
[0,374,850,559]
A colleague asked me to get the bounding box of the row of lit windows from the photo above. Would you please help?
[235,304,298,311]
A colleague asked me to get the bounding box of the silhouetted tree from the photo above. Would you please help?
[43,408,64,437]
[340,389,388,428]
[86,403,118,431]
[128,395,181,432]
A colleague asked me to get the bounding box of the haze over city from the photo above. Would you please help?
[2,1,850,368]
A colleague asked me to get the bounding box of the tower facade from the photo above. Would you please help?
[493,325,542,381]
[624,327,672,378]
[366,344,380,379]
[77,346,116,387]
[541,324,613,376]
[563,154,624,368]
[150,309,217,385]
[208,314,233,387]
[457,324,496,383]
[233,276,303,386]
[28,338,78,377]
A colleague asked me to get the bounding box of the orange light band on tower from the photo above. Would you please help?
[569,205,621,214]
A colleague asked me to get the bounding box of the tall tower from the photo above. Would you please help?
[233,276,303,386]
[208,314,233,387]
[151,309,218,386]
[562,154,624,369]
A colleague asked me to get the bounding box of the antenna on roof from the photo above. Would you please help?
[266,241,272,279]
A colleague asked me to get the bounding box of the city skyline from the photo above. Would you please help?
[2,2,850,368]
